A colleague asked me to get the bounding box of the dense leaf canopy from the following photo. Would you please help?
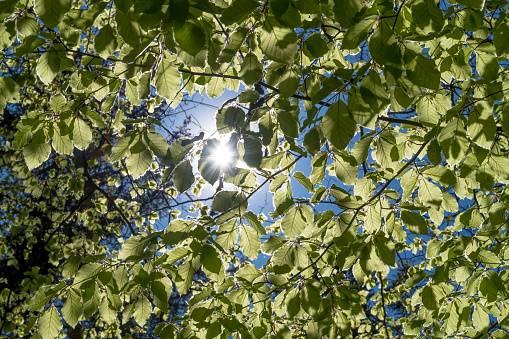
[1,0,509,338]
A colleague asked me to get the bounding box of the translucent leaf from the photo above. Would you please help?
[406,55,440,90]
[467,105,496,149]
[364,205,381,234]
[438,118,469,166]
[221,0,259,25]
[34,0,72,29]
[321,101,356,150]
[260,18,298,63]
[133,295,152,327]
[411,0,444,33]
[472,304,489,332]
[115,8,143,46]
[72,118,92,150]
[293,171,315,193]
[24,142,51,170]
[281,205,313,239]
[342,17,376,50]
[174,20,206,56]
[419,179,442,209]
[493,21,509,56]
[125,149,152,179]
[369,21,399,65]
[173,160,194,193]
[216,107,245,134]
[239,52,262,86]
[401,210,428,235]
[62,289,82,328]
[37,306,62,339]
[239,224,260,260]
[155,59,181,100]
[118,236,149,260]
[95,24,117,58]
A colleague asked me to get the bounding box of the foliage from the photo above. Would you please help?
[1,0,509,338]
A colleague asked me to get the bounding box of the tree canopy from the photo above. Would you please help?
[1,0,509,337]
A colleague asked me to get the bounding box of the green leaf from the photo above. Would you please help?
[115,8,143,47]
[286,288,300,318]
[301,281,321,316]
[221,0,259,25]
[476,51,499,81]
[239,52,263,86]
[145,132,168,158]
[406,55,441,90]
[260,17,298,63]
[175,261,194,294]
[38,306,62,339]
[467,105,496,149]
[364,205,381,234]
[34,0,72,29]
[212,191,242,213]
[240,224,261,260]
[310,151,327,185]
[110,135,133,163]
[243,211,266,235]
[95,24,117,58]
[36,48,66,85]
[99,296,117,325]
[419,179,442,209]
[374,236,395,267]
[472,304,489,332]
[133,295,152,327]
[293,171,315,193]
[174,20,206,56]
[281,205,313,239]
[62,289,82,328]
[173,160,194,193]
[334,153,358,185]
[118,236,149,260]
[17,14,38,37]
[216,219,239,250]
[411,0,444,33]
[161,138,194,172]
[26,284,63,312]
[242,135,262,167]
[24,142,51,170]
[369,21,399,65]
[493,21,509,56]
[304,33,329,58]
[321,100,357,150]
[216,107,245,134]
[155,59,181,100]
[421,285,439,310]
[334,0,362,28]
[439,118,469,166]
[277,110,299,138]
[201,244,222,274]
[342,17,376,50]
[125,149,152,179]
[401,210,428,235]
[278,67,299,98]
[72,118,92,150]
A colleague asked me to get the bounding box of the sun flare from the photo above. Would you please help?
[211,143,235,169]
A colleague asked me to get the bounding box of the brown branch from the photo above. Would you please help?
[378,271,390,338]
[177,69,423,128]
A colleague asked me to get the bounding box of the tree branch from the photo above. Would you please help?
[378,271,390,338]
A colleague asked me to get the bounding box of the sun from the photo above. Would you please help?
[210,142,235,169]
